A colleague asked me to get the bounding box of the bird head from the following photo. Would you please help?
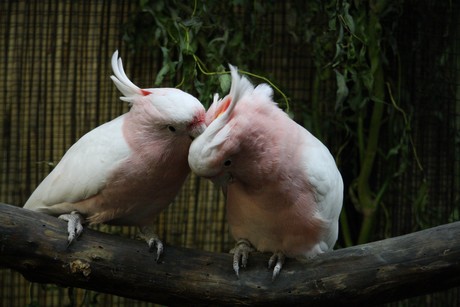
[188,65,257,185]
[110,50,206,140]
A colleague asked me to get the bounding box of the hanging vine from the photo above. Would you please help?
[288,0,427,245]
[122,0,290,109]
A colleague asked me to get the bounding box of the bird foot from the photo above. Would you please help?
[139,226,163,262]
[268,251,286,280]
[58,211,84,247]
[230,239,255,278]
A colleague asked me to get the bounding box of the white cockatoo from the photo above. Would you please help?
[188,66,343,278]
[24,51,206,260]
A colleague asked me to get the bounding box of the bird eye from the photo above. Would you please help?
[168,125,176,132]
[224,159,232,167]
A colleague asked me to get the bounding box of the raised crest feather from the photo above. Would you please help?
[217,65,255,120]
[214,97,232,120]
[110,50,143,103]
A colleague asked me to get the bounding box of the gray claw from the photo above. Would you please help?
[58,211,84,247]
[268,252,285,280]
[230,239,254,278]
[147,237,164,262]
[140,226,163,262]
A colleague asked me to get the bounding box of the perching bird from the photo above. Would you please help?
[24,50,206,260]
[188,66,343,279]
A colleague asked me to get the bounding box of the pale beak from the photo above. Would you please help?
[205,172,233,186]
[190,122,206,140]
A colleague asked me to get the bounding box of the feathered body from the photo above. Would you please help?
[24,51,206,253]
[189,66,343,277]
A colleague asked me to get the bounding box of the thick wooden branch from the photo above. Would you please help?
[1,203,460,306]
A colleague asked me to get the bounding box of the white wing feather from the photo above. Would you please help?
[24,115,131,212]
[301,130,344,252]
[24,51,141,214]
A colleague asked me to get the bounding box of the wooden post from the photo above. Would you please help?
[1,202,460,306]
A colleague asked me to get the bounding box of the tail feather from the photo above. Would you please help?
[110,50,142,103]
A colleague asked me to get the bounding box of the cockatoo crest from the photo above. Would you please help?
[110,50,149,103]
[189,65,272,179]
[207,65,254,124]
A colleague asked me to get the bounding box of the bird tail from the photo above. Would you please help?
[110,50,148,103]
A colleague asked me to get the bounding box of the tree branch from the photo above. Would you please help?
[1,202,460,306]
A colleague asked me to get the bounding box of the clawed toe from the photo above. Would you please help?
[58,211,84,247]
[140,226,163,262]
[147,237,164,262]
[268,251,285,280]
[230,239,254,278]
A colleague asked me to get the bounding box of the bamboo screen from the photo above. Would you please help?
[0,1,232,250]
[1,1,460,306]
[0,1,229,306]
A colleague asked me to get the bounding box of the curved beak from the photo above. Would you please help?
[205,171,233,186]
[189,122,206,140]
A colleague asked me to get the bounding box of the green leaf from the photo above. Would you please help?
[335,69,349,109]
[155,64,170,86]
[342,2,355,34]
[219,73,231,93]
[333,23,344,63]
[361,69,374,92]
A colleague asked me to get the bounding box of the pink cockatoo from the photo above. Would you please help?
[24,50,206,260]
[188,66,343,279]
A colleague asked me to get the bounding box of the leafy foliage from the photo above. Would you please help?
[122,0,275,105]
[287,0,427,245]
